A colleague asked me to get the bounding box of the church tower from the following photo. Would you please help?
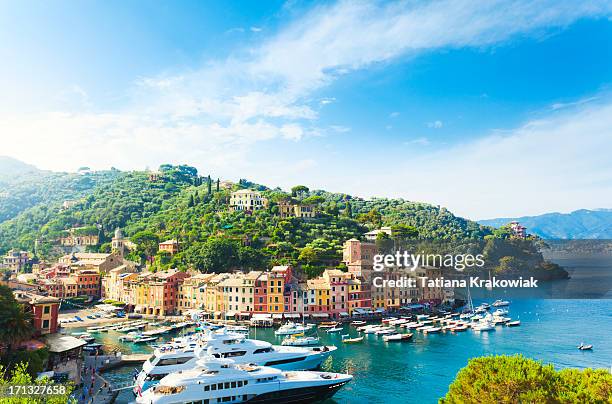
[111,227,125,257]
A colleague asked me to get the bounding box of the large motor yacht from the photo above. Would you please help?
[134,357,352,404]
[134,329,336,393]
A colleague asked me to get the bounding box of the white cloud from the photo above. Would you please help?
[250,26,263,33]
[319,97,336,105]
[348,100,612,218]
[404,137,430,146]
[389,111,400,118]
[427,120,443,129]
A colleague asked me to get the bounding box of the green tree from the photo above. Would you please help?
[440,355,612,403]
[207,175,212,195]
[291,185,309,198]
[301,195,325,205]
[0,363,75,404]
[131,231,160,263]
[188,238,239,273]
[344,200,353,218]
[0,286,34,352]
[298,246,318,264]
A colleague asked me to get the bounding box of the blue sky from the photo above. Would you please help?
[0,0,611,219]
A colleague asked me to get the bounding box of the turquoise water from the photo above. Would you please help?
[86,258,612,404]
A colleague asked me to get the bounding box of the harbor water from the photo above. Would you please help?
[84,258,612,404]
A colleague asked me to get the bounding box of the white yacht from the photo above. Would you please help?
[492,299,510,307]
[274,322,308,336]
[492,308,508,316]
[281,335,320,347]
[134,357,352,404]
[134,330,336,393]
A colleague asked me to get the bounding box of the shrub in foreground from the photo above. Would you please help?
[440,355,612,404]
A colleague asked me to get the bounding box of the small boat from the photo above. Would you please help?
[416,314,429,321]
[452,325,469,332]
[492,309,508,316]
[492,299,510,307]
[423,327,441,334]
[362,326,384,334]
[275,322,308,336]
[578,343,593,351]
[382,317,397,324]
[326,326,344,333]
[133,336,158,343]
[83,343,103,353]
[375,328,395,336]
[416,325,433,332]
[389,319,408,326]
[506,320,521,327]
[382,333,413,342]
[351,321,366,326]
[80,335,96,343]
[318,322,339,329]
[341,335,364,344]
[281,335,320,347]
[473,322,495,332]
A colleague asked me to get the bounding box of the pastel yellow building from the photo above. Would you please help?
[267,271,285,313]
[229,189,268,212]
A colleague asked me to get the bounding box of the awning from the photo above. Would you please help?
[284,313,299,318]
[252,313,272,320]
[272,313,283,319]
[214,311,222,316]
[44,334,86,353]
[353,308,367,314]
[225,311,237,317]
[134,305,143,313]
[239,312,251,317]
[312,313,329,318]
[339,312,349,317]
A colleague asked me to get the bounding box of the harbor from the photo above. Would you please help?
[67,297,611,403]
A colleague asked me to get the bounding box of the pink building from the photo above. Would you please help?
[322,269,351,319]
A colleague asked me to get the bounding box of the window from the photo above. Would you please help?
[264,356,305,366]
[42,319,50,329]
[43,306,50,314]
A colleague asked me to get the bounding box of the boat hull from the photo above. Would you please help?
[247,380,349,403]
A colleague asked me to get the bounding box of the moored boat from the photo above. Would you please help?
[341,335,364,344]
[134,357,353,404]
[281,335,320,347]
[382,333,413,342]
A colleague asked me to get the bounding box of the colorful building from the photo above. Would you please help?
[229,189,268,212]
[13,291,60,336]
[253,273,268,313]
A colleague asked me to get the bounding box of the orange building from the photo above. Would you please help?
[158,239,179,254]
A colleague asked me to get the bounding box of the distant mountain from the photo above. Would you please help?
[0,157,119,224]
[479,209,612,239]
[0,156,41,182]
